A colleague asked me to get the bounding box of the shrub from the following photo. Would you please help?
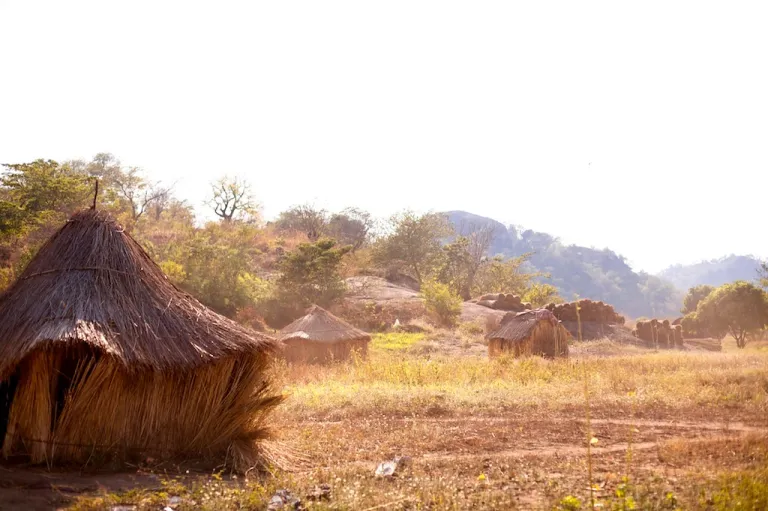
[421,279,462,327]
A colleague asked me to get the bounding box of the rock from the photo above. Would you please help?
[306,483,331,501]
[267,489,304,510]
[111,507,137,511]
[375,455,412,477]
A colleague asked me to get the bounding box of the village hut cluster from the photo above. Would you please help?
[0,206,692,472]
[0,209,282,471]
[486,309,571,359]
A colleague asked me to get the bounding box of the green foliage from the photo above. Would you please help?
[681,284,715,315]
[1,159,91,217]
[523,283,563,307]
[702,468,768,510]
[421,279,462,327]
[373,211,454,284]
[697,281,768,348]
[759,261,768,290]
[276,238,351,309]
[274,203,328,240]
[473,254,537,296]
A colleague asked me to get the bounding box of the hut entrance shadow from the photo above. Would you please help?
[0,371,20,453]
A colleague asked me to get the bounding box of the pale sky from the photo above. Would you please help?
[1,1,766,273]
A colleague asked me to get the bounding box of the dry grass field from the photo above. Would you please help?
[4,336,768,510]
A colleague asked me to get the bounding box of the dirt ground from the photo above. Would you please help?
[2,407,766,510]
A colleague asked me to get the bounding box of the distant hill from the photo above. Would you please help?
[658,255,763,291]
[445,211,682,318]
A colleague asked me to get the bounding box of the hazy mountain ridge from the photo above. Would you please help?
[445,210,682,318]
[658,255,764,291]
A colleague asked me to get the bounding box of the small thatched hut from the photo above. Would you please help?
[486,309,570,359]
[0,209,282,471]
[278,305,370,363]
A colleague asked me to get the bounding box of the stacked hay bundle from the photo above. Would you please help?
[672,325,684,347]
[545,299,625,325]
[473,293,530,312]
[633,319,683,349]
[634,320,655,345]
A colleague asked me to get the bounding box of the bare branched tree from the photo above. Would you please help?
[208,176,257,222]
[114,167,173,221]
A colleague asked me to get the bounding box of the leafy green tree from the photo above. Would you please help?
[274,204,328,241]
[758,261,768,290]
[437,224,496,300]
[696,281,768,348]
[681,284,715,315]
[326,207,375,250]
[275,238,352,308]
[1,159,91,221]
[373,211,453,284]
[473,253,538,296]
[523,283,563,307]
[421,279,462,326]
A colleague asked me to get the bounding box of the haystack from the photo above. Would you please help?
[486,309,570,359]
[278,305,370,364]
[0,209,282,471]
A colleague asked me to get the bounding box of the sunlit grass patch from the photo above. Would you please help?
[370,332,425,351]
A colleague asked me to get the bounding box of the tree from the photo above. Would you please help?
[696,281,768,348]
[758,261,768,290]
[421,279,462,326]
[208,176,257,222]
[437,224,496,300]
[275,238,352,308]
[373,211,453,284]
[473,253,539,296]
[681,284,716,315]
[523,283,564,308]
[274,204,328,241]
[113,167,172,221]
[326,207,375,250]
[0,159,91,218]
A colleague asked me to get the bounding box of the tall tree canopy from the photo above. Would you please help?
[696,281,768,348]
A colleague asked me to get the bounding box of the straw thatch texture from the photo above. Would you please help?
[486,309,570,359]
[278,305,370,363]
[0,209,282,471]
[0,209,274,378]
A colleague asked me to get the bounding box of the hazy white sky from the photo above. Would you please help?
[1,1,766,273]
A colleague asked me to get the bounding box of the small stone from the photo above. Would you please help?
[267,489,304,510]
[111,507,137,511]
[375,456,412,477]
[306,483,331,501]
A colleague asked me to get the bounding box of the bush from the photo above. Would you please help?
[421,279,462,327]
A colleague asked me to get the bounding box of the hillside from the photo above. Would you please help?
[445,211,682,318]
[658,255,764,291]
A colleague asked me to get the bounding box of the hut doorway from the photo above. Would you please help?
[0,371,20,452]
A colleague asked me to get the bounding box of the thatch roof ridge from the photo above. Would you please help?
[486,308,561,342]
[0,209,276,376]
[278,305,370,344]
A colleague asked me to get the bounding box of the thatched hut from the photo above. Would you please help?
[486,309,570,359]
[0,209,281,471]
[278,305,370,363]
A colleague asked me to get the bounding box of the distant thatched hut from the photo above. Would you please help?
[486,309,570,359]
[278,305,370,363]
[0,209,281,471]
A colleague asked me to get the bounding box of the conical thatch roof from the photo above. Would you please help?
[278,305,370,344]
[487,308,564,341]
[0,209,276,377]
